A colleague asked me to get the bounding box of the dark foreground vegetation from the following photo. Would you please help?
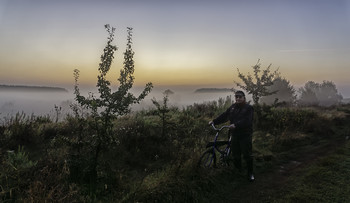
[1,101,350,202]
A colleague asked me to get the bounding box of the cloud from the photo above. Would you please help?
[278,49,335,53]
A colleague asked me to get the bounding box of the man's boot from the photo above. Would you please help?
[247,158,254,182]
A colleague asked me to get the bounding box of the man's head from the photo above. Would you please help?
[235,90,246,104]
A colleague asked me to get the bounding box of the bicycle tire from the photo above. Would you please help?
[198,149,216,168]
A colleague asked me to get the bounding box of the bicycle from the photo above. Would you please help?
[198,124,232,168]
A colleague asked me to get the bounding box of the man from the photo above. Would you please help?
[208,90,255,181]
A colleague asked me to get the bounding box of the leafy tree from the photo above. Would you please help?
[72,25,153,191]
[317,81,343,106]
[260,76,296,106]
[298,81,320,106]
[299,80,342,106]
[235,60,279,105]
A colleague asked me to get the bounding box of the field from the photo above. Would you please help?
[1,98,350,202]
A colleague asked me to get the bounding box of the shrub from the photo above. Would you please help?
[257,105,318,133]
[0,146,37,201]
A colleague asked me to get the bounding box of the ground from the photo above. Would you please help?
[208,113,350,202]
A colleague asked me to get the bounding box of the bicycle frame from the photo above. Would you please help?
[198,124,232,168]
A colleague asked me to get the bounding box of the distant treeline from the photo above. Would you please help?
[194,88,234,93]
[0,84,68,92]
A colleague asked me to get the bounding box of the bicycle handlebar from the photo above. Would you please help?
[211,123,231,131]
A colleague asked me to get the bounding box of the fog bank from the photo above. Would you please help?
[0,87,235,121]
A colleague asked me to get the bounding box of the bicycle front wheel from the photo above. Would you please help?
[198,149,216,168]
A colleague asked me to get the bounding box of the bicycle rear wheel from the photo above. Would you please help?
[198,149,216,168]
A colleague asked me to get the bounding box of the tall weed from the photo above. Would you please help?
[1,112,51,149]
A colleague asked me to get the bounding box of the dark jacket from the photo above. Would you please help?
[213,103,254,134]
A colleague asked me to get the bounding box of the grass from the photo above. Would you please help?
[1,104,350,202]
[273,141,350,202]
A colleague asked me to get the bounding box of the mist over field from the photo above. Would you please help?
[0,91,71,119]
[0,86,237,120]
[2,83,350,122]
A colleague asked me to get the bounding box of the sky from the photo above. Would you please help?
[1,0,350,95]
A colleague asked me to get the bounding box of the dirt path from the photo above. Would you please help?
[216,131,348,202]
[221,112,350,202]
